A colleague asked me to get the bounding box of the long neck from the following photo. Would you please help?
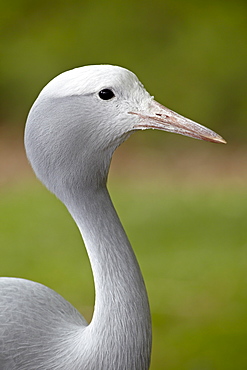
[65,185,152,369]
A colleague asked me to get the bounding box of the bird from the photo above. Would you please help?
[0,65,226,370]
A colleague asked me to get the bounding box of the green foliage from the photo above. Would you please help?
[1,178,247,369]
[1,0,247,141]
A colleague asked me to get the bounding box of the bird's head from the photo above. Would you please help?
[25,65,225,199]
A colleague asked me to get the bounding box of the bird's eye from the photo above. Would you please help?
[98,89,115,100]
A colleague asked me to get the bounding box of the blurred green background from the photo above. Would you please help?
[1,0,247,369]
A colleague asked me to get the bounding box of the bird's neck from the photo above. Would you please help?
[65,185,152,369]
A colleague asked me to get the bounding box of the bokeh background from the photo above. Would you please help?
[1,1,247,369]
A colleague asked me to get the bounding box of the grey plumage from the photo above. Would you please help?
[0,65,225,369]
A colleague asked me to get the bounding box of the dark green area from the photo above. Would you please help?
[1,0,247,142]
[1,179,247,369]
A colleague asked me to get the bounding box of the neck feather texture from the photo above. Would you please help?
[64,186,152,369]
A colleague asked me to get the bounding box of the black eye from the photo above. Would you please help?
[98,89,115,100]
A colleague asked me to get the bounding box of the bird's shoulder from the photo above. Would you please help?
[0,277,88,369]
[0,277,87,326]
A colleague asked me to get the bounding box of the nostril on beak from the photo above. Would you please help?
[155,113,170,119]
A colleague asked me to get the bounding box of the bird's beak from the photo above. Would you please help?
[129,100,226,144]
